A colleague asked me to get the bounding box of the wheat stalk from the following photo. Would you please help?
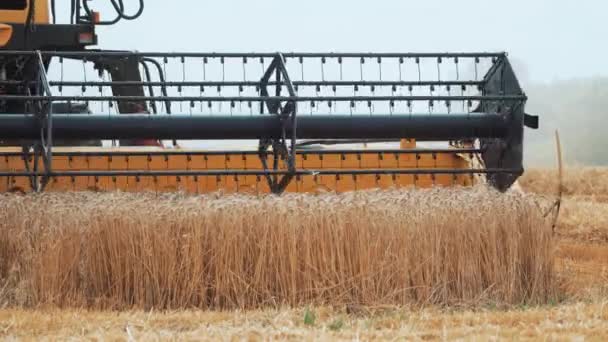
[0,187,556,310]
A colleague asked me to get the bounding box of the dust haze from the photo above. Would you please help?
[523,77,608,167]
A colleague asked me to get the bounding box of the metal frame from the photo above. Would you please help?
[0,50,538,193]
[19,51,54,191]
[257,53,298,193]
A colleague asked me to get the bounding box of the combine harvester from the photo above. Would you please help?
[0,1,556,312]
[0,0,539,194]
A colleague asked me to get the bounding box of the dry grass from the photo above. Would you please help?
[557,198,608,242]
[520,167,608,201]
[2,303,608,341]
[0,187,556,310]
[520,167,608,301]
[2,168,608,339]
[519,167,608,241]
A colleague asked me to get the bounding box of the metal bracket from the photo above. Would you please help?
[258,53,298,194]
[480,56,527,191]
[28,51,53,191]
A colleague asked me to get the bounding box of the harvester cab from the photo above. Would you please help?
[0,0,539,194]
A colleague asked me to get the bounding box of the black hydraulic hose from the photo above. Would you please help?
[111,0,145,20]
[138,60,158,114]
[141,57,172,114]
[81,0,121,25]
[140,57,174,146]
[81,0,144,25]
[70,0,75,24]
[23,0,36,48]
[50,0,56,24]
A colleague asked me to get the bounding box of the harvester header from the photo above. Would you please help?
[0,1,538,194]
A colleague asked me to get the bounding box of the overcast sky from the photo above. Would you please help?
[62,0,607,84]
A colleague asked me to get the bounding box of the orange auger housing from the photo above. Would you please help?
[0,141,476,194]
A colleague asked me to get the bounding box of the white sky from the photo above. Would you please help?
[47,0,606,156]
[56,0,607,83]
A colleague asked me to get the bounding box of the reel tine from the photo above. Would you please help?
[242,56,248,80]
[260,57,264,74]
[58,56,64,94]
[320,56,326,81]
[220,56,225,82]
[203,56,207,80]
[437,56,442,82]
[179,56,185,112]
[360,56,365,81]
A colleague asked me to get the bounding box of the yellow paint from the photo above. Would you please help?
[0,145,477,193]
[0,0,50,24]
[0,23,13,47]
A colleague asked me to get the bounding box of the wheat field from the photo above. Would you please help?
[1,168,607,340]
[0,187,556,310]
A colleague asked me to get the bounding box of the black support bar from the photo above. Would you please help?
[0,113,508,141]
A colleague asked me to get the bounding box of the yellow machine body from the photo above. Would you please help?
[0,140,475,194]
[0,24,13,46]
[0,0,50,47]
[0,0,50,24]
